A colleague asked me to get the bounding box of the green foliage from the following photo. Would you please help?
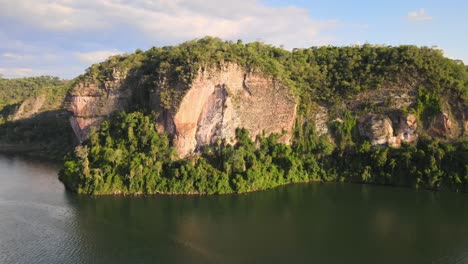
[60,113,321,195]
[0,76,66,110]
[75,38,467,124]
[416,85,442,127]
[0,76,74,159]
[62,111,467,195]
[60,38,468,194]
[329,111,358,151]
[323,137,468,191]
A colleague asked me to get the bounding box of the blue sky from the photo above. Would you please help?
[0,0,466,79]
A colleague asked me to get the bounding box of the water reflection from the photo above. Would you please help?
[64,184,468,264]
[1,154,468,264]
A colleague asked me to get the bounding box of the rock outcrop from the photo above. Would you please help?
[12,94,46,120]
[390,114,418,147]
[358,113,418,147]
[313,105,330,136]
[67,64,297,156]
[66,70,132,142]
[428,112,453,138]
[358,114,394,145]
[160,64,297,157]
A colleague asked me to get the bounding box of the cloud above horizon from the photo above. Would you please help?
[1,1,465,79]
[0,67,34,77]
[0,0,344,78]
[0,0,338,47]
[75,50,122,64]
[407,8,433,22]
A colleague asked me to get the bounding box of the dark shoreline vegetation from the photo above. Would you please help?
[1,37,467,195]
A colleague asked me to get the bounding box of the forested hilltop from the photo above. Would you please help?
[30,37,466,195]
[0,76,75,159]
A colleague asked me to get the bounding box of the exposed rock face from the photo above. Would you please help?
[165,64,297,157]
[346,86,416,112]
[67,64,297,156]
[66,72,132,142]
[390,114,418,147]
[428,112,453,137]
[12,95,46,120]
[313,105,329,136]
[358,114,394,145]
[358,113,419,147]
[69,116,105,143]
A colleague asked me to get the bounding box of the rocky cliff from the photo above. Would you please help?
[67,63,297,156]
[357,113,418,147]
[66,69,132,142]
[65,39,468,158]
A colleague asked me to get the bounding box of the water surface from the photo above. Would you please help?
[1,154,467,264]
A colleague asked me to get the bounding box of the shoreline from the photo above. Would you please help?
[0,143,63,162]
[63,178,465,197]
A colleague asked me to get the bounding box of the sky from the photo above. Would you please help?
[0,0,466,79]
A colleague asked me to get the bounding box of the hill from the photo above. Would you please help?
[0,76,75,159]
[4,37,466,194]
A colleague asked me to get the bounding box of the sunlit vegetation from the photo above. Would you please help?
[60,112,323,194]
[60,111,467,195]
[5,37,462,194]
[76,37,467,115]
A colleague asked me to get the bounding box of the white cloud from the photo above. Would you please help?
[2,51,62,63]
[3,53,18,59]
[0,0,338,47]
[0,0,357,78]
[0,67,34,77]
[75,50,122,64]
[0,0,109,31]
[407,8,432,22]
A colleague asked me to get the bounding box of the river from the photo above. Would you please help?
[1,154,468,264]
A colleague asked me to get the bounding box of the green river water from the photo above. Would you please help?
[0,154,467,264]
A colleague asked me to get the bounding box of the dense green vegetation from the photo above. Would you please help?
[0,76,75,159]
[0,76,69,122]
[0,76,63,102]
[60,112,323,194]
[77,37,467,116]
[60,111,467,195]
[31,37,467,194]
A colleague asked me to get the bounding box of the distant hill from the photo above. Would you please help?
[0,76,75,159]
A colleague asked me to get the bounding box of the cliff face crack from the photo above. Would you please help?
[242,74,252,96]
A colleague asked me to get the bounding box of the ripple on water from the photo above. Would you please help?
[0,198,89,264]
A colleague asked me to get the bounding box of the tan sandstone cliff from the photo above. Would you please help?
[66,61,466,155]
[67,63,297,157]
[66,69,132,142]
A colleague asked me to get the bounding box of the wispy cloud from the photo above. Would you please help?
[75,50,122,64]
[0,0,338,48]
[0,0,348,78]
[407,8,433,22]
[3,53,19,59]
[0,67,34,77]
